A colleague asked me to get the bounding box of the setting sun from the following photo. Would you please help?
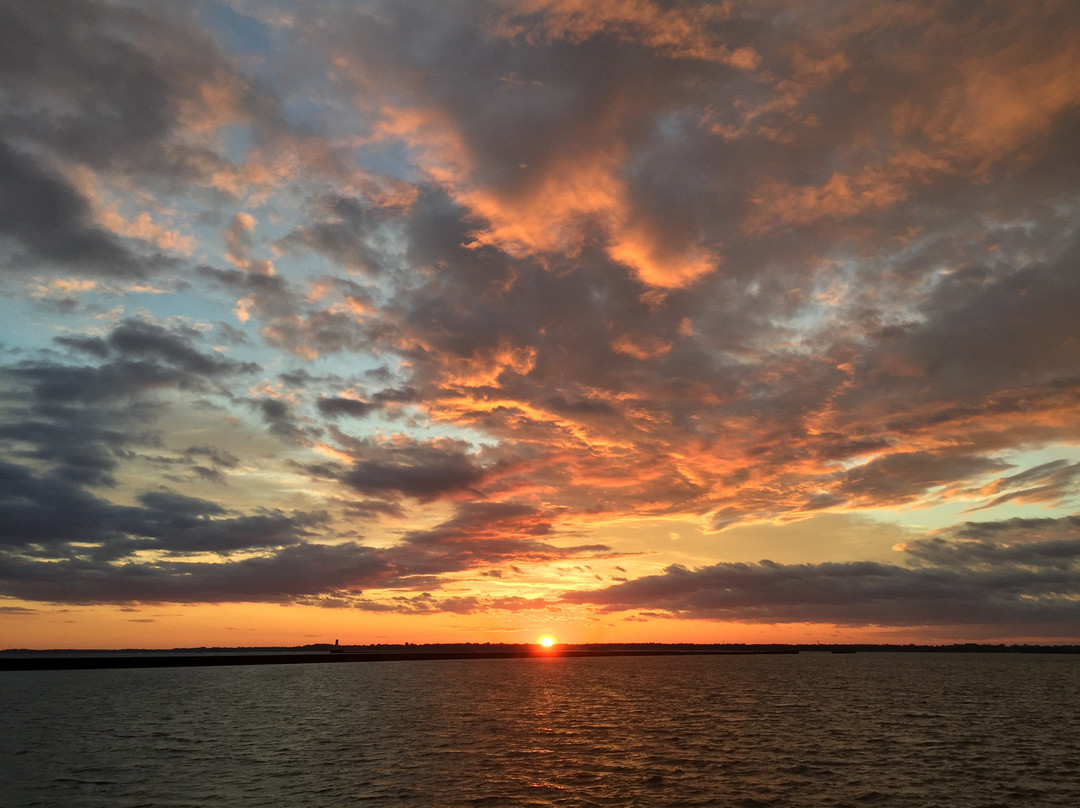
[537,635,557,648]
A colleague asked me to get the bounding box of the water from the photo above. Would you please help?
[3,653,1079,807]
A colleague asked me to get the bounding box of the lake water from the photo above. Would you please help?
[3,653,1079,807]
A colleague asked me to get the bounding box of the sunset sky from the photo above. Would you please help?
[2,0,1079,649]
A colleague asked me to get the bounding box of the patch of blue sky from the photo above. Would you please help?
[964,496,1080,525]
[0,292,68,355]
[857,502,982,535]
[272,250,354,282]
[353,139,427,186]
[218,125,256,167]
[871,498,1078,540]
[282,90,342,138]
[739,264,862,355]
[3,276,178,345]
[196,1,275,57]
[132,278,240,323]
[1001,444,1080,469]
[272,346,385,384]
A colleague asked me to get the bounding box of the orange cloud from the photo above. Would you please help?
[371,95,719,289]
[372,105,473,186]
[438,339,539,389]
[494,0,760,68]
[889,15,1080,171]
[743,153,951,234]
[465,143,717,288]
[179,76,251,135]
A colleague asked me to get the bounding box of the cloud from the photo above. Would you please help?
[0,540,390,605]
[197,265,381,360]
[262,0,1076,530]
[105,319,258,378]
[872,246,1080,401]
[832,451,1012,509]
[389,500,608,574]
[494,0,761,67]
[301,1,743,289]
[902,514,1080,572]
[0,0,288,183]
[0,461,323,557]
[225,212,259,269]
[301,590,557,615]
[968,460,1080,512]
[0,319,259,488]
[562,511,1080,632]
[562,551,1080,633]
[317,397,379,419]
[21,318,257,404]
[198,265,299,323]
[339,439,492,502]
[0,462,604,605]
[184,445,240,470]
[279,194,403,275]
[0,142,161,278]
[253,397,314,443]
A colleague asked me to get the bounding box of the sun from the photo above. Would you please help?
[537,635,557,648]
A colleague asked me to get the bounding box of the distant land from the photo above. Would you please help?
[2,643,1078,671]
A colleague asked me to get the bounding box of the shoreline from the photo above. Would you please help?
[0,647,795,671]
[3,643,1078,671]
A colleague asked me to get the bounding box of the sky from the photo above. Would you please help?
[1,0,1079,649]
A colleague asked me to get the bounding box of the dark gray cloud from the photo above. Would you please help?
[562,554,1080,632]
[0,0,289,280]
[833,451,1012,508]
[855,243,1080,404]
[338,499,406,520]
[0,0,283,179]
[106,319,258,377]
[0,540,388,605]
[0,461,322,558]
[253,397,313,443]
[15,318,257,406]
[0,460,604,605]
[0,319,258,487]
[197,265,300,322]
[317,397,378,419]
[316,385,416,419]
[903,514,1080,572]
[184,445,240,470]
[0,404,135,488]
[0,461,124,546]
[339,439,493,501]
[951,515,1080,543]
[197,265,379,359]
[0,142,158,278]
[279,194,399,274]
[53,335,110,358]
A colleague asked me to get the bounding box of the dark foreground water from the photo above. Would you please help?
[3,652,1079,807]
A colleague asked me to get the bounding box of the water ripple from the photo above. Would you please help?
[3,653,1079,806]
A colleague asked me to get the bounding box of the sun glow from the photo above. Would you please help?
[537,635,557,648]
